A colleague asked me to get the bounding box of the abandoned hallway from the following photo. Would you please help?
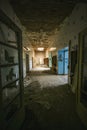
[0,0,87,130]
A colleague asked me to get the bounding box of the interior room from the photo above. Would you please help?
[0,0,87,130]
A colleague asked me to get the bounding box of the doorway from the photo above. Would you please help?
[49,52,52,68]
[58,47,69,75]
[26,54,29,73]
[70,49,77,84]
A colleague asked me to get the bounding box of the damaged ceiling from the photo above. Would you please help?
[10,0,86,49]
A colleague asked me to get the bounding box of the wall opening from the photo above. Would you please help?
[58,47,69,75]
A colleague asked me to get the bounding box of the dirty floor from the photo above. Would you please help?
[21,70,87,130]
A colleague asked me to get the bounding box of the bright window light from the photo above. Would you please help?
[37,47,44,51]
[50,47,56,51]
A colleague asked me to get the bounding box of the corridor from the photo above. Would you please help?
[0,0,87,129]
[30,66,68,89]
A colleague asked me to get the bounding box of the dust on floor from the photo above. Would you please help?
[21,78,87,130]
[31,75,68,89]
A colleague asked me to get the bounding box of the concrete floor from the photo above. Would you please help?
[25,66,68,89]
[31,75,68,89]
[31,66,50,71]
[21,68,87,130]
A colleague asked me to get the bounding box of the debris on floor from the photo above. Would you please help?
[35,100,51,110]
[24,76,32,87]
[21,71,86,130]
[21,82,87,130]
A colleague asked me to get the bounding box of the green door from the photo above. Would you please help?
[49,52,52,68]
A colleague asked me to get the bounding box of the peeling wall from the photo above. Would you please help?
[55,3,87,50]
[55,3,87,93]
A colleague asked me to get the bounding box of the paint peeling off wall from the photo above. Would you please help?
[55,3,87,50]
[54,3,87,93]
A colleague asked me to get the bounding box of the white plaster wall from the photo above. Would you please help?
[45,49,49,58]
[35,51,45,65]
[55,3,87,50]
[54,3,87,92]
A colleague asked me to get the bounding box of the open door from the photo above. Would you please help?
[26,54,29,73]
[70,49,77,84]
[58,50,64,74]
[58,47,68,75]
[49,52,52,68]
[64,50,68,74]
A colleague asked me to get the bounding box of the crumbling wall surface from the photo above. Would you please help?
[55,3,87,50]
[56,3,87,93]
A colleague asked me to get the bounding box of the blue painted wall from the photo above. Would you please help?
[64,50,68,74]
[58,47,68,74]
[58,50,64,74]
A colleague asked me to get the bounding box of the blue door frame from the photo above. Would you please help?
[58,47,68,74]
[58,50,64,74]
[64,50,68,74]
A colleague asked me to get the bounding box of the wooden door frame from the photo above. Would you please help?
[77,28,87,128]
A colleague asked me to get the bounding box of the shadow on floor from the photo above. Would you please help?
[21,83,87,130]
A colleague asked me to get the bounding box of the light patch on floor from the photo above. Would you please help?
[31,75,68,89]
[31,66,50,71]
